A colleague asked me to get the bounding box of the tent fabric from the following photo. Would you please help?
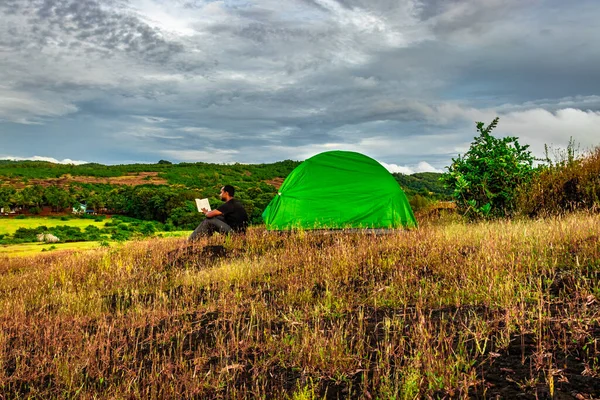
[262,150,417,230]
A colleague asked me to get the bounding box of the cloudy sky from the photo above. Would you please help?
[1,0,599,173]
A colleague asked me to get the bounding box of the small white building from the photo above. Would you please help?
[72,203,87,214]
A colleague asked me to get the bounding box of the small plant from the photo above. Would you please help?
[42,245,57,252]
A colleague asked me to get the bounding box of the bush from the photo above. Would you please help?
[409,194,431,212]
[50,226,86,242]
[163,221,175,232]
[84,225,103,241]
[139,222,157,236]
[13,227,44,241]
[440,118,535,219]
[111,230,131,242]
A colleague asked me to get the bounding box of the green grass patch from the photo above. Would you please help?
[0,216,109,236]
[156,230,190,238]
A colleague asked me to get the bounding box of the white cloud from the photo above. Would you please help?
[131,115,171,124]
[380,161,444,174]
[420,100,600,157]
[0,88,78,124]
[500,108,600,153]
[0,156,88,165]
[122,126,183,140]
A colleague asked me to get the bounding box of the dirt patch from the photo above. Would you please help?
[3,172,168,188]
[473,330,600,399]
[265,177,285,190]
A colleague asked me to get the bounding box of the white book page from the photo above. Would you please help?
[195,198,211,212]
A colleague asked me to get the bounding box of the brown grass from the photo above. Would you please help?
[0,214,599,398]
[519,146,600,216]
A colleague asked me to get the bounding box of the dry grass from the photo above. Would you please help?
[519,146,600,216]
[0,214,599,398]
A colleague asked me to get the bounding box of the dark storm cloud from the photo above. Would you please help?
[32,0,181,61]
[1,0,600,171]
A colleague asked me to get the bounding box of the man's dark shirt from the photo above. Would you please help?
[217,198,248,231]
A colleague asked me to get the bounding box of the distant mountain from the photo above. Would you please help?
[0,161,450,225]
[393,172,452,200]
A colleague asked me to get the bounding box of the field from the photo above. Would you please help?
[0,214,599,398]
[0,217,109,236]
[0,217,190,257]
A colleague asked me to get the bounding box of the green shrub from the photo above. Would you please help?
[440,118,535,219]
[111,230,130,241]
[139,222,157,236]
[13,227,44,241]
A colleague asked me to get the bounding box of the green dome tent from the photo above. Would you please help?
[262,150,417,230]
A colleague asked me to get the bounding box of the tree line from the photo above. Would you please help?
[0,182,278,229]
[0,159,303,228]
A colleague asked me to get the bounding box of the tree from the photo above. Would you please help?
[44,185,73,212]
[0,187,15,212]
[440,118,535,218]
[20,185,45,212]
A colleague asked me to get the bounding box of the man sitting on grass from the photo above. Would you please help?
[188,185,248,241]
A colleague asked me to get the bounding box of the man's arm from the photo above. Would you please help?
[202,208,223,218]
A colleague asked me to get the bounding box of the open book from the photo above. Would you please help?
[195,198,211,212]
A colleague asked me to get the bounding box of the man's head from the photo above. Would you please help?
[220,185,235,201]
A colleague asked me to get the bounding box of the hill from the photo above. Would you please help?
[0,160,446,227]
[1,213,598,398]
[392,172,451,199]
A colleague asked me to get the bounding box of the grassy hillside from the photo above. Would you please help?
[0,213,598,398]
[393,172,451,199]
[0,160,442,196]
[0,160,445,229]
[0,159,300,188]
